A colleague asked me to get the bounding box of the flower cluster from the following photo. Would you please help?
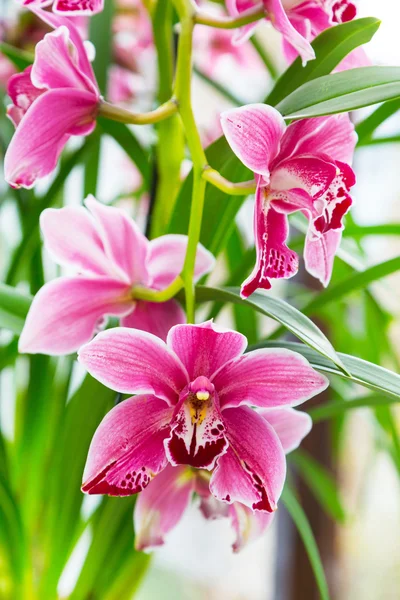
[1,0,362,553]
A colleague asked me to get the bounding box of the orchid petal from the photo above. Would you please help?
[19,277,133,356]
[85,196,149,285]
[7,67,42,126]
[304,228,342,287]
[230,502,274,552]
[53,0,104,15]
[241,181,298,297]
[4,88,98,189]
[260,407,312,453]
[213,348,329,409]
[167,321,247,380]
[263,0,315,65]
[40,206,116,277]
[82,395,172,496]
[147,234,215,289]
[270,156,337,201]
[121,300,186,342]
[221,104,285,181]
[78,328,188,404]
[134,465,194,551]
[210,407,286,512]
[31,27,95,93]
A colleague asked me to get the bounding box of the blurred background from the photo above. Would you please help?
[1,0,400,598]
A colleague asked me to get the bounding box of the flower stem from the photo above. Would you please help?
[98,99,178,125]
[133,276,184,302]
[194,5,265,29]
[202,168,256,195]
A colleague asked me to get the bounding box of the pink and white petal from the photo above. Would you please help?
[304,228,342,287]
[213,348,329,409]
[29,7,97,90]
[199,494,230,520]
[230,502,274,552]
[210,406,286,511]
[147,235,215,289]
[31,27,94,93]
[85,196,149,285]
[40,206,117,277]
[121,299,185,342]
[7,67,42,121]
[264,0,315,65]
[336,47,370,72]
[82,395,173,496]
[270,156,337,200]
[4,88,98,189]
[78,327,188,403]
[134,465,194,550]
[259,407,312,453]
[226,0,262,45]
[277,115,357,165]
[18,277,133,356]
[220,104,286,181]
[54,0,104,15]
[167,321,247,380]
[165,388,228,470]
[241,182,298,298]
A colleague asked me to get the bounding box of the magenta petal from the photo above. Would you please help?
[241,181,298,298]
[221,104,285,181]
[4,88,98,188]
[260,407,312,453]
[226,0,261,45]
[7,67,42,126]
[53,0,104,15]
[31,27,95,93]
[78,327,188,403]
[277,115,357,165]
[210,407,286,511]
[18,277,133,356]
[82,395,172,496]
[213,348,329,409]
[121,300,185,342]
[270,156,337,200]
[134,465,194,550]
[147,234,215,289]
[264,0,315,65]
[40,206,115,277]
[304,228,342,287]
[230,502,274,552]
[85,196,149,285]
[167,321,247,380]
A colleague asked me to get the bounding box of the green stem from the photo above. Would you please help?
[194,5,265,29]
[203,168,256,195]
[98,99,178,125]
[133,276,184,302]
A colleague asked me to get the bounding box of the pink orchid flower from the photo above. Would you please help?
[18,0,103,16]
[79,321,328,549]
[226,0,358,65]
[134,407,312,551]
[19,197,214,355]
[220,104,357,296]
[5,16,100,189]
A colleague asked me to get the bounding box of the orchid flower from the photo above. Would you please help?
[18,0,103,16]
[5,15,100,189]
[134,407,312,551]
[220,104,357,296]
[79,321,328,550]
[19,197,214,355]
[226,0,358,65]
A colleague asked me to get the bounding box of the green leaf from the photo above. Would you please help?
[0,43,33,71]
[282,486,330,600]
[309,394,399,422]
[356,98,400,144]
[290,450,346,523]
[343,223,400,238]
[276,67,400,119]
[0,283,32,334]
[268,17,380,107]
[195,286,346,372]
[98,118,150,185]
[251,340,400,401]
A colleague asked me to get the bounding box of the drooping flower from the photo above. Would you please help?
[5,15,100,189]
[220,103,357,296]
[134,407,312,551]
[79,321,328,549]
[17,0,103,16]
[19,197,214,355]
[226,0,359,65]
